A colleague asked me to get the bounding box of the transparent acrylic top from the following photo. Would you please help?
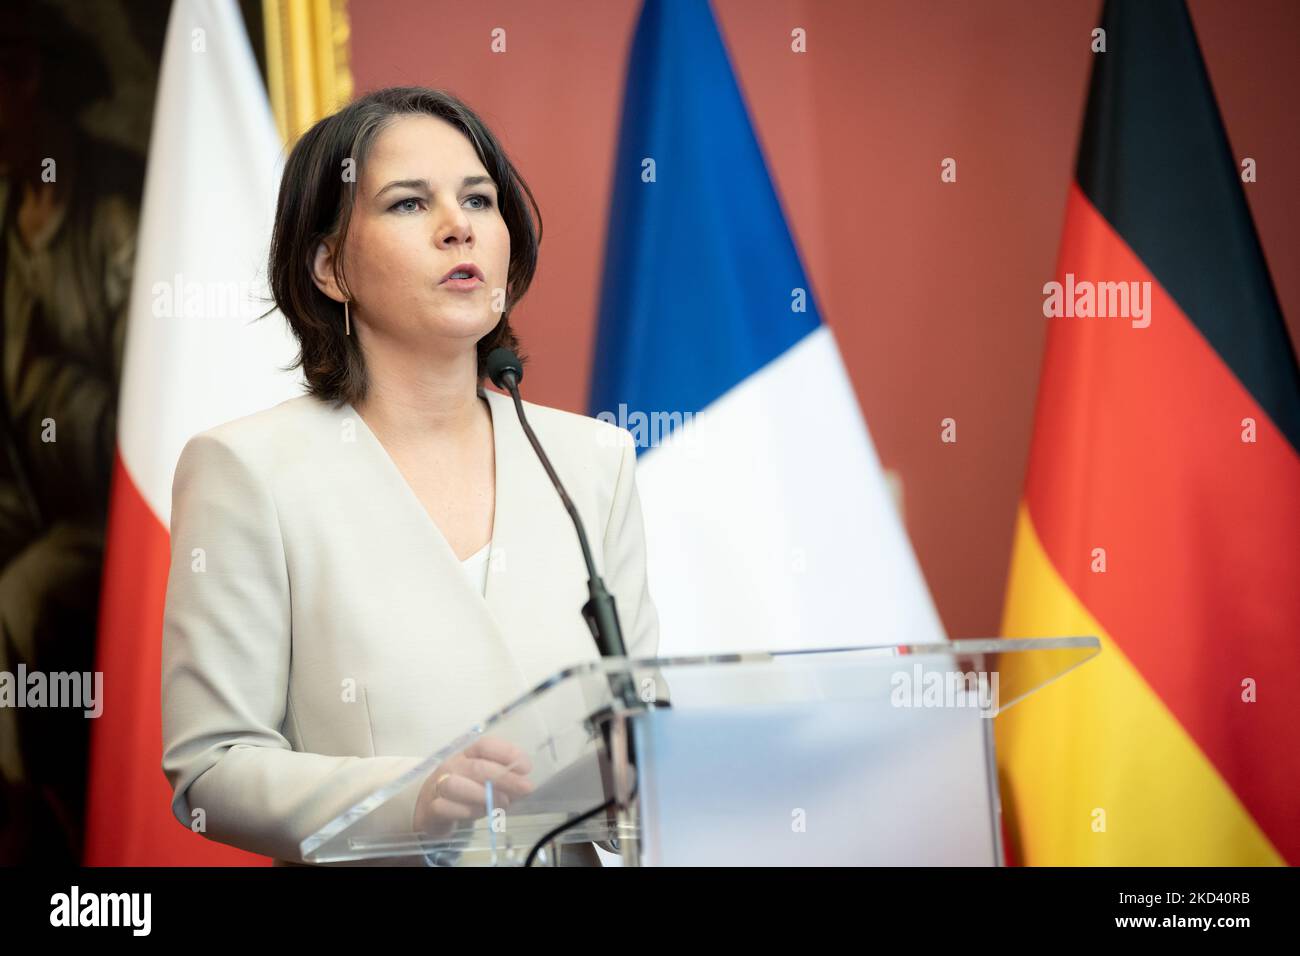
[300,636,1099,865]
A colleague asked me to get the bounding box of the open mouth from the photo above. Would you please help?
[440,263,484,283]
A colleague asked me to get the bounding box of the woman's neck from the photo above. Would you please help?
[352,341,487,448]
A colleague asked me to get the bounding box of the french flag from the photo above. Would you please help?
[589,0,944,655]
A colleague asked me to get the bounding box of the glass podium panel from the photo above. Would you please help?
[301,636,1099,865]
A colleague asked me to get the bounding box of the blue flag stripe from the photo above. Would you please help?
[589,0,822,441]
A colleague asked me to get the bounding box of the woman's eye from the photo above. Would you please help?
[389,195,492,213]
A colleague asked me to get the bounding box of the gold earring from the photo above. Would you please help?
[344,299,351,336]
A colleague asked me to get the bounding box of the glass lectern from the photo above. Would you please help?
[300,637,1098,866]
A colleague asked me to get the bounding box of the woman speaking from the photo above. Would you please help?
[159,87,658,866]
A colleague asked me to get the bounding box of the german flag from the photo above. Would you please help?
[997,0,1300,865]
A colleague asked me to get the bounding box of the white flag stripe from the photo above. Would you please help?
[117,0,301,527]
[636,326,946,656]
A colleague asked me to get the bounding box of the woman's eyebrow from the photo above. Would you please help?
[373,175,496,199]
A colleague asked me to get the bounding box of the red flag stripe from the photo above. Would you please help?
[85,449,269,865]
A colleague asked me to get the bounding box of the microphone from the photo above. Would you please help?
[488,348,646,862]
[485,347,628,662]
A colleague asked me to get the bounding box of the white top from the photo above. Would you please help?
[460,540,492,596]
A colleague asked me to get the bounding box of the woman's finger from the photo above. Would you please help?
[461,757,535,800]
[428,797,478,822]
[434,772,489,809]
[466,736,533,776]
[433,770,521,810]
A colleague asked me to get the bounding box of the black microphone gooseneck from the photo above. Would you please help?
[485,347,629,662]
[486,348,643,862]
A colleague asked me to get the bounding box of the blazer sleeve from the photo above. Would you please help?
[595,431,670,860]
[161,432,425,864]
[600,430,670,702]
[601,431,656,655]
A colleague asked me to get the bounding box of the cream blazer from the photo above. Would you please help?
[160,387,659,865]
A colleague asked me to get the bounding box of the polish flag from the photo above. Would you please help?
[84,0,300,865]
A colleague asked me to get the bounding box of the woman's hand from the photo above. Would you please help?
[412,735,536,839]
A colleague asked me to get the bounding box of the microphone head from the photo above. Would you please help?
[486,347,523,389]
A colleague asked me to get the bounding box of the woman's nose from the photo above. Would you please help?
[435,203,472,245]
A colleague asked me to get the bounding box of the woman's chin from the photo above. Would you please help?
[421,312,504,344]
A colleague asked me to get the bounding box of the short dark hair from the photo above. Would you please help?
[267,87,540,408]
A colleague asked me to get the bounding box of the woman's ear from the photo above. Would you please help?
[311,237,347,302]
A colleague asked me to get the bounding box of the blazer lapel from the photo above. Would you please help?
[332,389,598,755]
[480,388,601,690]
[479,387,608,772]
[339,394,521,662]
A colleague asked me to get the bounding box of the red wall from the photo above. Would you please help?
[350,0,1300,637]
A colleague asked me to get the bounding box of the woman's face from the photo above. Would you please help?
[318,114,511,357]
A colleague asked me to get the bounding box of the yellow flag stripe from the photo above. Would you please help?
[997,504,1282,865]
